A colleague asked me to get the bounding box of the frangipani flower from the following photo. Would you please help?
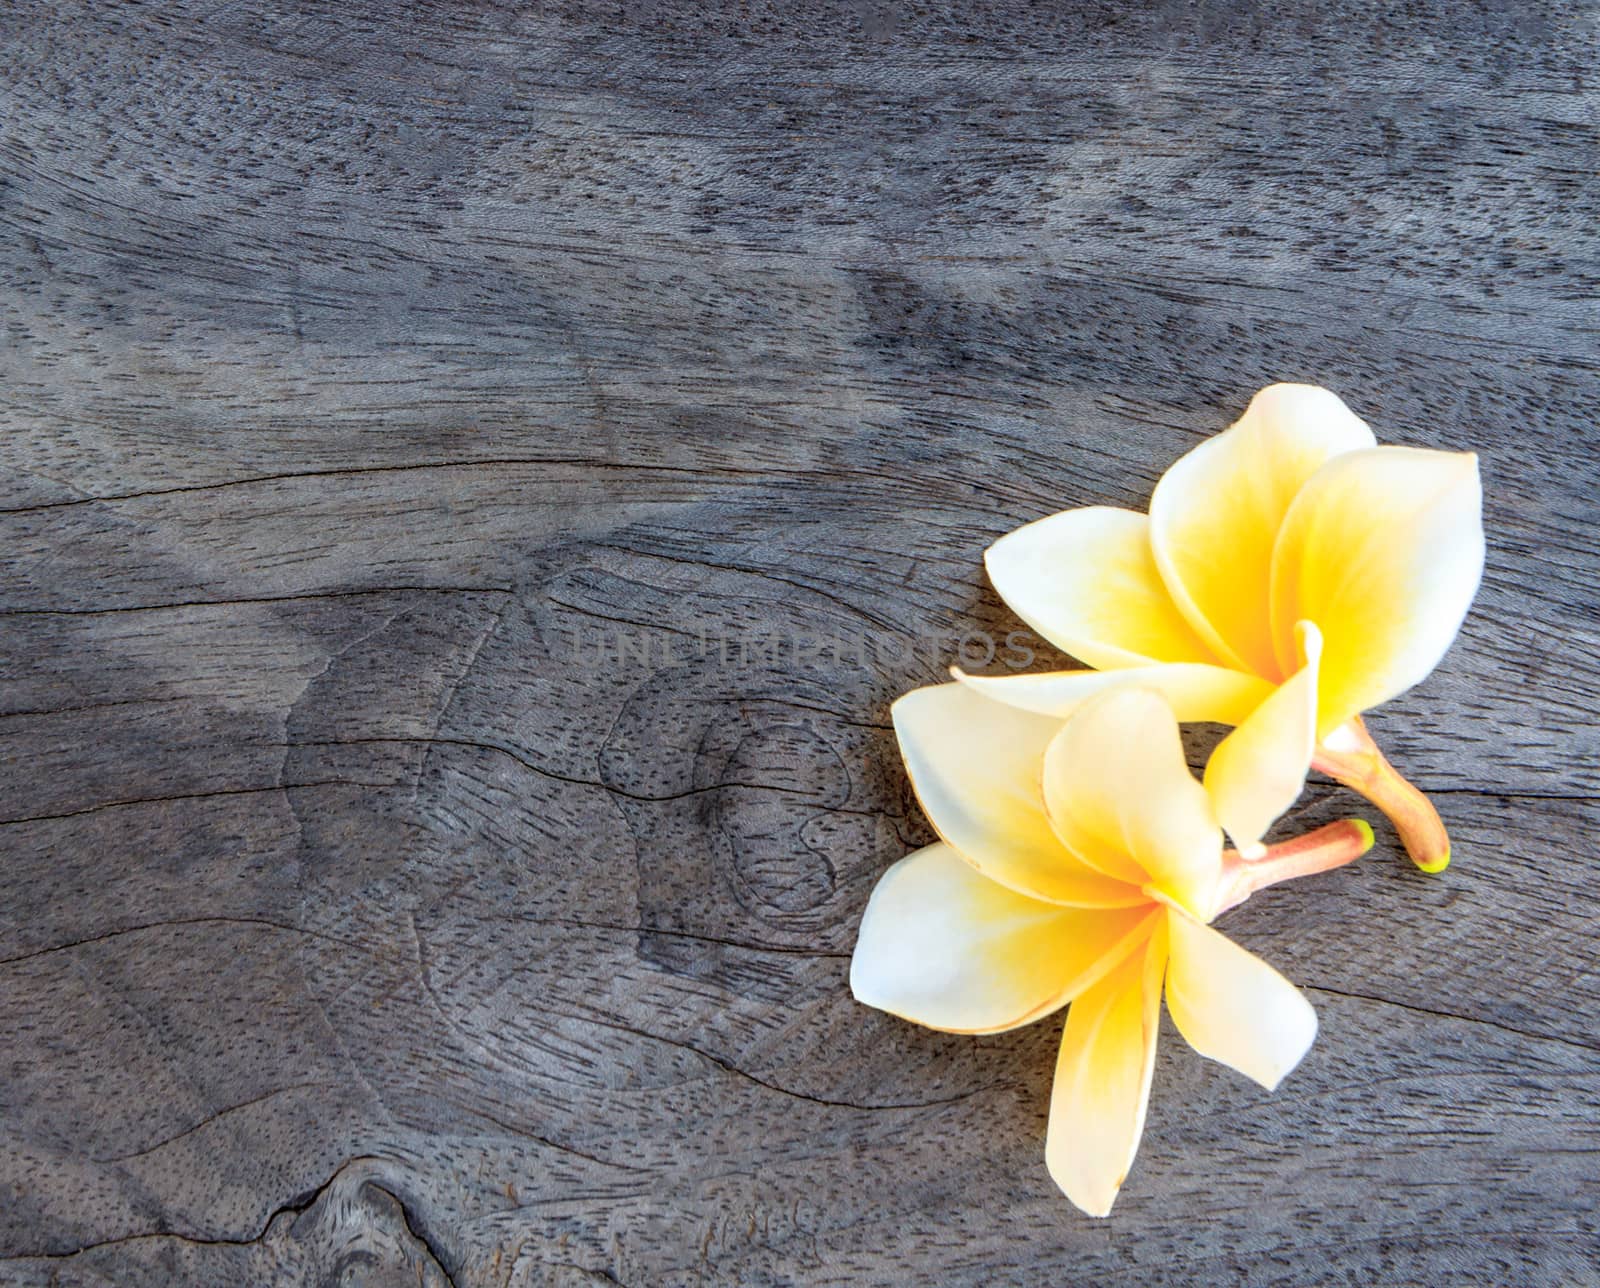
[966,383,1483,869]
[851,683,1371,1216]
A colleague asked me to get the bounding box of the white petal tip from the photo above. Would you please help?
[1048,1167,1119,1219]
[846,959,868,1005]
[1251,1000,1319,1091]
[847,949,890,1016]
[1255,1039,1317,1091]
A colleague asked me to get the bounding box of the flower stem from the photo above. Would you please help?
[1214,818,1375,915]
[1311,717,1451,874]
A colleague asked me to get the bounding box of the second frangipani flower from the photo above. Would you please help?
[966,384,1484,869]
[851,684,1371,1216]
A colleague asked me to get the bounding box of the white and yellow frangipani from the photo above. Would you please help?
[851,683,1371,1216]
[965,383,1484,869]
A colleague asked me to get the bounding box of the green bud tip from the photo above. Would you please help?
[1414,844,1451,875]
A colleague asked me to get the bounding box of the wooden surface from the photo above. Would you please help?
[2,2,1597,1283]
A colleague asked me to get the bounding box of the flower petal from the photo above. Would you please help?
[1045,923,1168,1218]
[1270,446,1484,735]
[850,843,1159,1035]
[954,663,1273,726]
[1150,384,1376,677]
[1165,909,1317,1090]
[985,506,1219,669]
[1041,688,1222,916]
[892,683,1147,907]
[1204,621,1323,857]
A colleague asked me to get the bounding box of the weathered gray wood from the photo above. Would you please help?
[2,1,1597,1284]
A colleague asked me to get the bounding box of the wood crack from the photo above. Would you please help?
[0,780,396,828]
[3,1160,457,1283]
[511,915,852,961]
[546,1004,996,1113]
[374,1182,460,1288]
[453,1101,651,1175]
[89,1082,335,1164]
[1306,984,1600,1057]
[3,1165,339,1261]
[0,915,371,968]
[0,584,513,617]
[0,456,781,517]
[289,734,841,805]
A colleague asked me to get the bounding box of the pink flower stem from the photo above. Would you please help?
[1214,818,1375,915]
[1310,716,1451,874]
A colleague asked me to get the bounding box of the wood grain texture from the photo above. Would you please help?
[2,1,1597,1283]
